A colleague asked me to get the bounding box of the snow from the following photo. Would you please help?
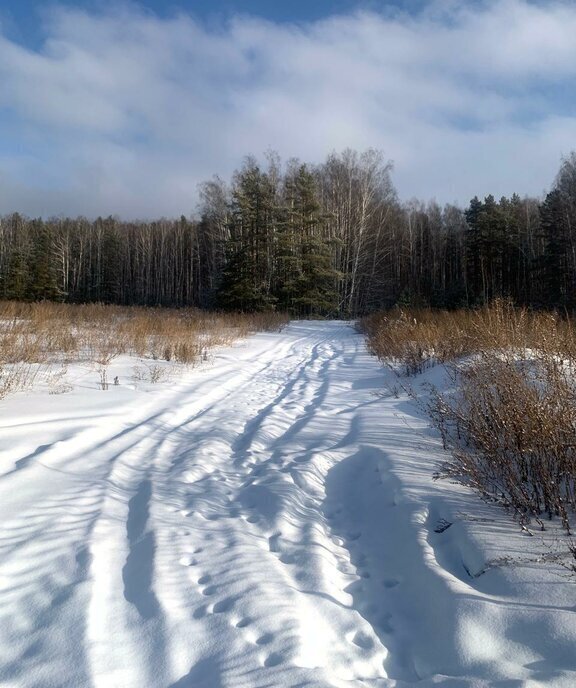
[0,320,575,687]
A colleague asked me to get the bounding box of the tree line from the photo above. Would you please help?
[1,149,576,315]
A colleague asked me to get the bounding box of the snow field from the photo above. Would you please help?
[0,321,575,687]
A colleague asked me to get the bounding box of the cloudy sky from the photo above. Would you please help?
[0,0,575,218]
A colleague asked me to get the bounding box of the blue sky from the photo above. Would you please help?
[2,1,423,33]
[0,0,575,218]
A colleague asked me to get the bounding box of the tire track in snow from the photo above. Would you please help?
[80,327,326,687]
[0,329,315,688]
[0,322,393,688]
[4,321,576,687]
[146,327,336,686]
[84,328,322,688]
[150,323,390,687]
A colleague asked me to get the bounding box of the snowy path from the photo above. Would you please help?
[1,321,576,688]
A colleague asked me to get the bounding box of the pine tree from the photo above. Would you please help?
[280,165,340,316]
[464,196,483,305]
[540,190,572,307]
[217,158,277,311]
[27,219,62,301]
[1,213,30,300]
[3,246,30,301]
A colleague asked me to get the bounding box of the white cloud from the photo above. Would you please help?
[0,0,575,218]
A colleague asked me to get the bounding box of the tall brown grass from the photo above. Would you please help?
[362,301,576,534]
[361,300,576,375]
[0,302,289,398]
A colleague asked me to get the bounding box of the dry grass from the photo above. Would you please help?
[362,301,576,533]
[361,300,576,375]
[0,301,289,398]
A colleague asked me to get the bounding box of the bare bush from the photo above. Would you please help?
[362,301,576,534]
[0,362,40,399]
[430,354,576,533]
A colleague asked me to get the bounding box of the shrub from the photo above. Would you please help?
[430,354,576,533]
[362,301,576,533]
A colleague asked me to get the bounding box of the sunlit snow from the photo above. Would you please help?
[0,321,575,687]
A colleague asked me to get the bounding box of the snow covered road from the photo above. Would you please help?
[1,321,575,687]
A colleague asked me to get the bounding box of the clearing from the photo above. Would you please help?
[0,321,575,687]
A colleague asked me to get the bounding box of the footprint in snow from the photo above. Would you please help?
[382,578,400,589]
[235,618,252,628]
[349,630,375,650]
[263,652,283,667]
[256,633,274,645]
[179,556,197,567]
[212,597,236,614]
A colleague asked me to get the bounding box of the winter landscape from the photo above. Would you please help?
[3,0,576,686]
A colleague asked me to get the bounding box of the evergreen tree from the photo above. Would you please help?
[1,213,30,300]
[27,219,62,301]
[540,189,573,307]
[217,158,277,311]
[3,247,30,301]
[281,165,340,316]
[464,196,483,304]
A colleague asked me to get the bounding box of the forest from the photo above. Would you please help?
[1,148,575,316]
